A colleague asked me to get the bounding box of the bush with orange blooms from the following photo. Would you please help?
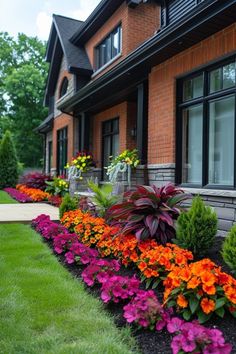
[137,243,193,286]
[163,258,236,323]
[16,184,50,202]
[61,209,112,248]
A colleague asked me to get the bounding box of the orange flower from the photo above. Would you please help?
[177,294,188,308]
[200,298,215,314]
[201,272,216,286]
[138,261,148,272]
[202,284,216,295]
[187,276,200,289]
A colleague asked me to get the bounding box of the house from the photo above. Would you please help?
[38,0,236,235]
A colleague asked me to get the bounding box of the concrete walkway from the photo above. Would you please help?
[0,204,59,223]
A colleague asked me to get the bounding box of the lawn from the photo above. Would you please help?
[0,193,137,354]
[0,190,18,203]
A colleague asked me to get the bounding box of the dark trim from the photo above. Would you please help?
[101,117,119,180]
[70,0,124,45]
[137,81,148,164]
[176,54,236,190]
[60,0,236,113]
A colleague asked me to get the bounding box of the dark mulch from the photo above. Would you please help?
[45,237,236,354]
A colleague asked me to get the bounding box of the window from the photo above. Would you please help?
[57,127,68,175]
[177,58,236,188]
[59,77,68,98]
[102,118,119,179]
[48,141,52,174]
[95,26,122,70]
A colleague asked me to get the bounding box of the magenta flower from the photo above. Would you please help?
[4,188,33,202]
[167,317,184,334]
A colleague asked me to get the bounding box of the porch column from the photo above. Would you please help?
[137,81,148,164]
[80,112,90,151]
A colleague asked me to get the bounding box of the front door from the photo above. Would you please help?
[102,118,119,180]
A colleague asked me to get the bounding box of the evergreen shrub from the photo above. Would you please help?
[175,196,218,257]
[0,130,19,188]
[222,225,236,274]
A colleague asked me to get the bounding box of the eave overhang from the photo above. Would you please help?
[36,113,54,134]
[59,0,236,114]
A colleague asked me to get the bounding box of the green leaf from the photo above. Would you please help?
[145,278,152,289]
[215,298,227,310]
[215,307,225,318]
[197,311,212,324]
[182,309,192,321]
[166,300,176,308]
[171,288,180,296]
[189,296,199,314]
[152,279,161,289]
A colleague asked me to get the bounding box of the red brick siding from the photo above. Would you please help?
[148,23,236,165]
[85,2,160,79]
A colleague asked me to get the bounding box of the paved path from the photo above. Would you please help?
[0,204,59,223]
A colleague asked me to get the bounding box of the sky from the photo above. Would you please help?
[0,0,100,41]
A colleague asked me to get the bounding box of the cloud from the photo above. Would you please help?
[36,11,52,40]
[69,0,100,21]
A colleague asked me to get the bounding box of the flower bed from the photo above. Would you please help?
[32,213,234,354]
[3,187,33,203]
[16,184,50,202]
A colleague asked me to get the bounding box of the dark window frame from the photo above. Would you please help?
[95,24,122,71]
[57,126,68,176]
[176,55,236,190]
[59,77,69,98]
[101,117,119,179]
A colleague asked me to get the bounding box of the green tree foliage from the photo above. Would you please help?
[0,130,19,188]
[0,32,48,166]
[59,194,78,219]
[222,225,236,274]
[175,196,218,257]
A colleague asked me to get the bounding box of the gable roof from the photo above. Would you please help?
[46,14,92,74]
[44,14,93,106]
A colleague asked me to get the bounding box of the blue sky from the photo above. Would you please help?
[0,0,100,41]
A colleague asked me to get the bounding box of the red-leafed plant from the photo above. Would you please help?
[21,172,52,191]
[108,184,190,244]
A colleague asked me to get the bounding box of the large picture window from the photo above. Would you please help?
[95,25,122,70]
[177,57,236,189]
[57,127,68,176]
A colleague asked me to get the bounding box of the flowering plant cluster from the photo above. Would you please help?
[32,214,233,354]
[47,195,62,207]
[164,258,236,323]
[61,209,112,248]
[45,177,69,197]
[167,317,232,354]
[100,275,140,303]
[66,151,95,174]
[82,259,120,287]
[4,187,33,202]
[108,149,139,169]
[16,184,50,202]
[124,289,172,330]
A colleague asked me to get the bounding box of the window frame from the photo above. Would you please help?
[95,24,122,71]
[57,126,68,176]
[59,77,69,98]
[176,55,236,190]
[101,117,119,180]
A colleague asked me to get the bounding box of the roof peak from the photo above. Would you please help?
[53,14,84,24]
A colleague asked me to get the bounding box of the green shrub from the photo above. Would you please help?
[59,193,78,219]
[0,130,19,188]
[87,180,119,218]
[175,196,218,257]
[222,225,236,274]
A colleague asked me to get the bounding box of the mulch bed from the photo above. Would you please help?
[45,237,236,354]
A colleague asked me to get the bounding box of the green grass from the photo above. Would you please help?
[0,190,18,204]
[0,197,138,354]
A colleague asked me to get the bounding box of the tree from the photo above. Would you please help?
[0,130,19,188]
[0,32,48,166]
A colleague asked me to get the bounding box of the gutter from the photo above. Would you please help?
[59,0,236,112]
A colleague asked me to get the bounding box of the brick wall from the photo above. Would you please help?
[92,101,137,167]
[148,23,236,165]
[85,1,160,79]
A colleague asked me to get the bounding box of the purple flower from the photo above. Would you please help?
[167,317,184,334]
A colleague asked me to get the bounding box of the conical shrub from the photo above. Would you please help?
[222,225,236,274]
[175,196,218,257]
[0,130,19,188]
